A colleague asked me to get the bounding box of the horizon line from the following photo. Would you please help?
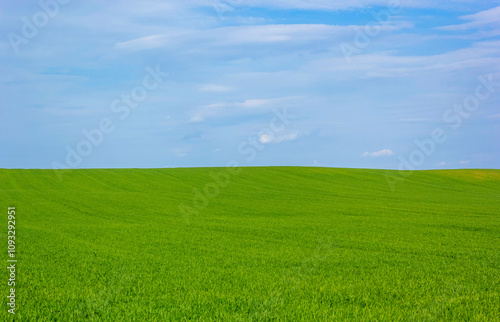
[0,166,499,171]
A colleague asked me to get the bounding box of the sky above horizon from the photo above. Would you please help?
[1,0,499,170]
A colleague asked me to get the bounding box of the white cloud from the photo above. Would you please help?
[460,160,470,165]
[307,40,500,77]
[362,149,394,157]
[217,0,483,11]
[438,6,500,31]
[115,24,361,52]
[237,96,301,109]
[200,84,233,92]
[189,103,224,123]
[171,147,190,158]
[187,96,300,123]
[116,35,172,51]
[259,132,298,144]
[438,162,447,166]
[239,99,271,108]
[235,0,390,10]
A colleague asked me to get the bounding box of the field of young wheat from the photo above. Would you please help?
[1,167,499,320]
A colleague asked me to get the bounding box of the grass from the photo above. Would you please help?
[1,167,499,321]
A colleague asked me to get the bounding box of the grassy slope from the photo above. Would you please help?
[1,167,499,321]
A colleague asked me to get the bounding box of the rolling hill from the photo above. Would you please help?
[1,167,499,320]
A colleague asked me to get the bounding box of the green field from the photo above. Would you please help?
[1,167,499,321]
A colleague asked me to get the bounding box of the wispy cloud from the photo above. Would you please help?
[188,96,300,123]
[238,96,300,109]
[199,84,233,92]
[171,147,190,158]
[260,132,299,144]
[239,99,272,108]
[362,149,394,157]
[438,6,500,31]
[114,24,367,52]
[189,103,225,123]
[213,0,490,11]
[307,40,500,77]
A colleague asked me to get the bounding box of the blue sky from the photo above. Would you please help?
[1,0,499,170]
